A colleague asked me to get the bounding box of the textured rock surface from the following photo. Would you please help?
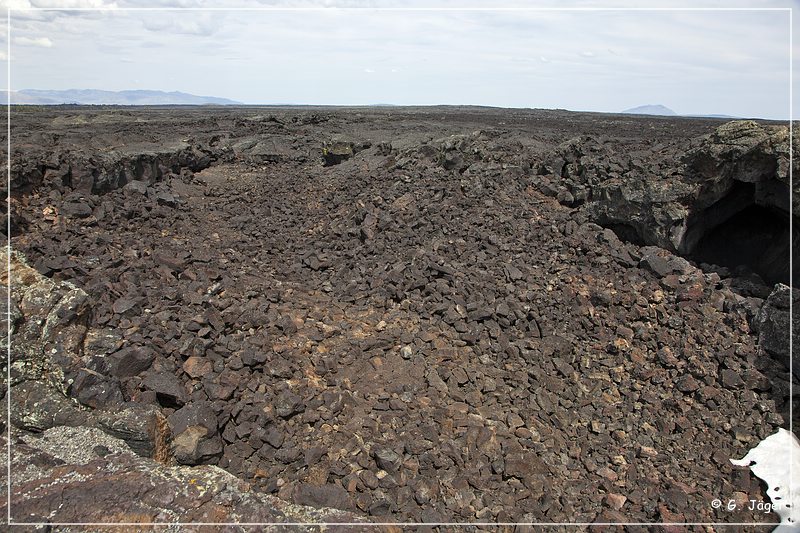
[755,284,799,380]
[4,248,172,461]
[560,120,798,286]
[6,106,792,527]
[1,426,366,527]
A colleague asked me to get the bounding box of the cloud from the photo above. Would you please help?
[29,0,114,7]
[15,36,52,47]
[141,14,217,36]
[0,3,792,119]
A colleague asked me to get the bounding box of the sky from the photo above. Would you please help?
[0,0,796,119]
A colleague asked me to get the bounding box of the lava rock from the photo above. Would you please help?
[289,482,355,512]
[322,141,354,166]
[69,369,125,409]
[168,401,223,465]
[275,391,305,419]
[754,284,799,378]
[372,447,402,472]
[124,180,149,195]
[108,346,156,378]
[141,372,188,408]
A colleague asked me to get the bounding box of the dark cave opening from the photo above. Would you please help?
[606,223,646,247]
[688,203,795,286]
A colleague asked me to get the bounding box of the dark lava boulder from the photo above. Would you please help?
[754,284,800,379]
[167,401,224,465]
[322,140,355,166]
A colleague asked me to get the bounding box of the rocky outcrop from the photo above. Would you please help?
[11,141,220,196]
[754,284,799,380]
[233,136,308,164]
[7,248,120,408]
[544,121,797,286]
[684,120,791,215]
[1,426,366,527]
[4,249,170,458]
[677,121,795,285]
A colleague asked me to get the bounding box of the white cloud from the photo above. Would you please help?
[0,3,793,118]
[141,14,218,36]
[15,36,52,47]
[30,0,114,6]
[0,0,33,9]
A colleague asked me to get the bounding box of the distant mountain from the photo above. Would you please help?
[11,89,242,105]
[685,113,738,119]
[0,90,61,104]
[621,104,677,116]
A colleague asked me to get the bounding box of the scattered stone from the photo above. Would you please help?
[605,493,627,511]
[124,180,149,195]
[108,346,156,378]
[168,401,223,465]
[141,372,188,407]
[372,448,402,472]
[275,391,305,419]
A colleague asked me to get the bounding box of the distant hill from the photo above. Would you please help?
[621,104,677,116]
[684,113,738,119]
[9,89,242,105]
[0,90,60,104]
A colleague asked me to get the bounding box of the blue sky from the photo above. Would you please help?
[0,0,796,119]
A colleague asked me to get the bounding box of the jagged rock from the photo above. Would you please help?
[108,346,156,378]
[95,403,169,459]
[154,190,178,207]
[141,372,188,408]
[372,447,402,472]
[5,249,90,395]
[69,368,125,409]
[685,120,791,207]
[9,380,90,432]
[167,401,223,465]
[123,180,148,195]
[84,328,124,356]
[234,136,304,163]
[754,284,799,379]
[322,140,355,166]
[275,390,305,418]
[639,246,695,278]
[182,355,213,378]
[61,197,93,218]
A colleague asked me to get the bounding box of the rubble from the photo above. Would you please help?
[6,106,793,526]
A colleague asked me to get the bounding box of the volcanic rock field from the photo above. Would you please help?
[2,106,798,529]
